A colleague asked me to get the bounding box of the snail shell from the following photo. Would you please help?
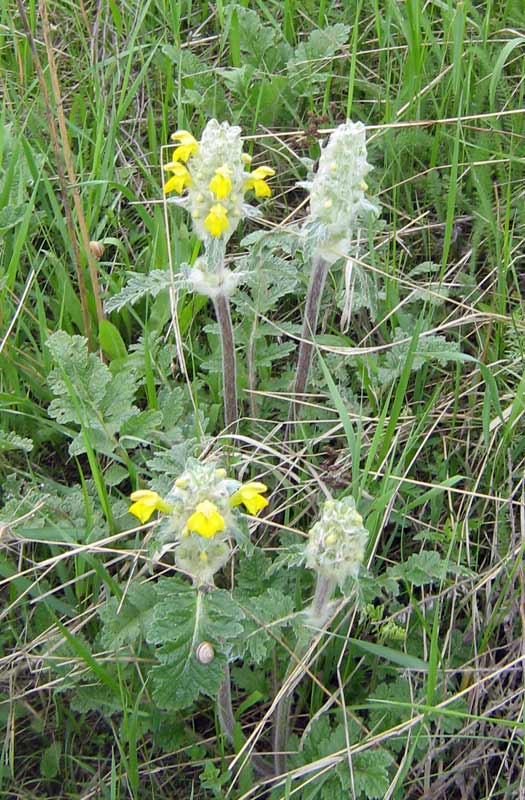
[89,240,105,260]
[195,641,215,664]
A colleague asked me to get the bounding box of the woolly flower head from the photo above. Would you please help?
[304,120,378,263]
[163,120,274,246]
[128,459,268,586]
[306,495,368,588]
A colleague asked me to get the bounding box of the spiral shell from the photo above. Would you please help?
[195,641,215,664]
[89,240,105,260]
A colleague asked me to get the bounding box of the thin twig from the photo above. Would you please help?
[40,0,105,329]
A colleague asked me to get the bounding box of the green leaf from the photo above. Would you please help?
[40,742,62,779]
[104,270,171,314]
[235,588,294,663]
[376,328,460,384]
[288,23,349,90]
[226,4,290,69]
[0,203,28,231]
[348,637,428,672]
[119,409,163,446]
[200,761,231,797]
[99,319,128,362]
[489,36,525,109]
[145,579,245,710]
[292,716,393,800]
[0,429,33,453]
[386,551,451,587]
[46,331,142,457]
[99,581,158,650]
[337,746,393,799]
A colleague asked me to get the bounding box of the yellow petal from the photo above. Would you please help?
[163,174,185,194]
[170,129,197,145]
[187,500,226,539]
[172,142,198,162]
[130,489,159,502]
[244,166,274,198]
[169,131,199,162]
[230,482,268,516]
[240,482,268,496]
[129,501,155,524]
[163,163,192,194]
[204,204,229,237]
[241,152,252,165]
[250,166,275,180]
[242,493,269,515]
[209,166,232,199]
[253,179,272,198]
[128,490,172,523]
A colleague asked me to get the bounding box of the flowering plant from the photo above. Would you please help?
[129,459,268,586]
[163,120,275,301]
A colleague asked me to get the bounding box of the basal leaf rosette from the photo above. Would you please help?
[163,119,275,247]
[128,459,268,586]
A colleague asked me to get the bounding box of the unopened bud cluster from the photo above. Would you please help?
[304,120,378,263]
[306,495,368,588]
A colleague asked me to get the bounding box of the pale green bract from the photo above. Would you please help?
[302,119,379,264]
[306,495,369,587]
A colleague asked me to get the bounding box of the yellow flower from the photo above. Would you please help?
[241,152,252,166]
[244,166,275,198]
[163,162,192,194]
[187,500,226,539]
[204,203,229,237]
[170,129,199,162]
[128,490,173,524]
[209,165,232,199]
[230,482,268,515]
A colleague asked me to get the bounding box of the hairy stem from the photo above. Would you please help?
[214,294,238,429]
[217,665,274,778]
[273,574,336,776]
[309,575,337,626]
[272,630,310,777]
[290,255,329,424]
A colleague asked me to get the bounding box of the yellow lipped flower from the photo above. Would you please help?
[209,165,233,200]
[204,203,229,237]
[170,129,199,162]
[230,482,268,516]
[187,500,226,539]
[129,490,173,524]
[163,162,192,194]
[244,166,275,198]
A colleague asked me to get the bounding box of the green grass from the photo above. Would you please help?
[1,0,525,797]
